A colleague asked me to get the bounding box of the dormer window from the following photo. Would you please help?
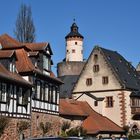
[43,55,51,71]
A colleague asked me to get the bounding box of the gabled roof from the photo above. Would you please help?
[15,49,63,84]
[0,63,32,87]
[98,47,140,90]
[23,42,53,55]
[59,99,124,135]
[0,50,15,58]
[74,46,140,92]
[15,48,37,74]
[0,34,31,51]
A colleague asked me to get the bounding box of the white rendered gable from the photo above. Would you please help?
[73,48,122,93]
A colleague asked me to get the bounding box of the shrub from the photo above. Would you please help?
[61,121,71,132]
[67,126,87,137]
[17,120,30,134]
[40,122,52,136]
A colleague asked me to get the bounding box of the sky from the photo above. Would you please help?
[1,0,140,74]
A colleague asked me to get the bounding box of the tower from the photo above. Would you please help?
[57,21,86,98]
[65,22,84,62]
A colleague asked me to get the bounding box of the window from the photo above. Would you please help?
[86,78,92,86]
[0,83,7,102]
[36,81,41,99]
[93,65,99,72]
[45,84,49,101]
[106,96,113,107]
[75,42,77,45]
[94,101,98,106]
[131,98,140,107]
[72,49,75,53]
[102,76,109,84]
[18,87,23,104]
[43,55,51,71]
[10,62,15,72]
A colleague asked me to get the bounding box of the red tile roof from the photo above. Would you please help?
[59,99,88,117]
[0,34,31,51]
[0,34,22,49]
[0,63,32,87]
[0,50,15,58]
[59,99,124,135]
[23,42,48,51]
[15,48,36,73]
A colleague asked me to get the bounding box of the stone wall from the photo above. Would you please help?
[57,61,85,77]
[0,112,61,140]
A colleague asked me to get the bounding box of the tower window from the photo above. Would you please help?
[93,65,99,72]
[86,78,92,86]
[72,49,75,53]
[102,76,109,84]
[75,42,77,45]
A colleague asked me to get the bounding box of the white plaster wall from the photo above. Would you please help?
[73,49,121,93]
[66,39,83,62]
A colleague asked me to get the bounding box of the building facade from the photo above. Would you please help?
[72,46,140,134]
[0,34,63,139]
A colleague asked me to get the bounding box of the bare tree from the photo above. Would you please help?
[14,4,36,43]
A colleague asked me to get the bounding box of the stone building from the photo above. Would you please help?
[57,22,86,98]
[72,46,140,135]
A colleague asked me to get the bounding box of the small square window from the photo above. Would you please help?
[86,78,92,86]
[72,49,75,53]
[102,76,109,84]
[75,42,77,45]
[93,65,99,72]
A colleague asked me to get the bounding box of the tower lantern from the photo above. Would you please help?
[65,22,84,62]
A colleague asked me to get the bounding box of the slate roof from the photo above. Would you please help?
[98,47,140,90]
[65,22,84,39]
[60,99,124,135]
[0,63,32,87]
[59,75,79,98]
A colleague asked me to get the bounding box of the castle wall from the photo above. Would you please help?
[57,61,85,77]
